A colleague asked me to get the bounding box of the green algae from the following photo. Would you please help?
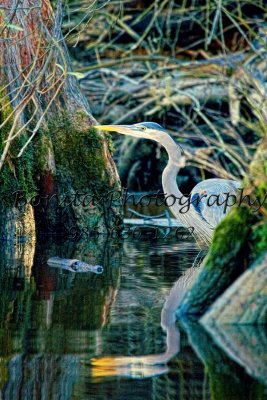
[205,206,256,268]
[251,221,267,259]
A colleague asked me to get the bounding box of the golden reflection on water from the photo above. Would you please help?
[90,357,169,381]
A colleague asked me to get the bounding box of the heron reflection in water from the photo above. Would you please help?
[95,123,240,245]
[90,258,203,380]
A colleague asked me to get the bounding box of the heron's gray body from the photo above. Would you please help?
[191,178,241,228]
[95,122,241,244]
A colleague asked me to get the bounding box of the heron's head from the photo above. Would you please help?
[94,122,167,140]
[94,122,185,164]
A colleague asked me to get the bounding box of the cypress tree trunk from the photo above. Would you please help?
[0,1,122,240]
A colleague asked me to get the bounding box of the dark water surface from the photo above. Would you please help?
[0,236,266,400]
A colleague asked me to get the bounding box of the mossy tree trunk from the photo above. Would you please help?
[0,1,122,240]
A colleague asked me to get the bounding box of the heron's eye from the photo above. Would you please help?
[140,126,147,131]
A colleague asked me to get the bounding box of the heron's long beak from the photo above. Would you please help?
[94,124,139,136]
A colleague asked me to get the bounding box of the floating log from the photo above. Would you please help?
[124,218,184,228]
[47,257,103,274]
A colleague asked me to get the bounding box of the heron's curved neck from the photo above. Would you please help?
[158,133,184,199]
[160,133,197,228]
[159,132,213,244]
[159,133,183,165]
[162,162,183,203]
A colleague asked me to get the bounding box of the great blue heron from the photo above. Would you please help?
[95,122,241,244]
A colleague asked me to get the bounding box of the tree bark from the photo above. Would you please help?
[201,252,267,324]
[0,0,122,240]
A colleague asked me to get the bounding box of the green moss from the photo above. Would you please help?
[105,132,115,155]
[48,118,109,192]
[205,206,257,268]
[0,91,36,206]
[43,114,113,189]
[35,134,54,172]
[251,221,267,259]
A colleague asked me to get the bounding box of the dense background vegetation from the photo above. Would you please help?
[63,0,267,192]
